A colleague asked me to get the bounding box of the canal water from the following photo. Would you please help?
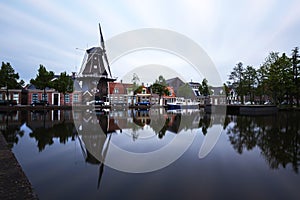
[1,109,299,200]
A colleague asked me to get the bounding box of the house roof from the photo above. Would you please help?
[108,82,133,94]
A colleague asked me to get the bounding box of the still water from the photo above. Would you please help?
[1,109,299,200]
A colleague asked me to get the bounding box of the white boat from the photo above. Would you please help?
[167,97,199,109]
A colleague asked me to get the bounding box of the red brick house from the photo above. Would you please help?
[0,89,22,104]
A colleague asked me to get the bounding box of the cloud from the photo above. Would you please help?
[1,0,300,84]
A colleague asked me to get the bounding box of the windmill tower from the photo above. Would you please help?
[77,23,116,103]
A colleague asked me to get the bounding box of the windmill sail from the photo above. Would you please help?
[99,23,112,78]
[77,23,116,103]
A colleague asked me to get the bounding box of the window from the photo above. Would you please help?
[73,94,79,103]
[32,93,38,102]
[65,94,70,103]
[94,65,97,69]
[42,93,48,101]
[114,88,119,94]
[13,93,19,104]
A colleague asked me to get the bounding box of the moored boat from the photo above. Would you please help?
[167,97,199,109]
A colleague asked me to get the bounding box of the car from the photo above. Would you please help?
[86,99,104,106]
[136,101,150,106]
[31,100,49,106]
[264,101,272,105]
[94,99,104,106]
[0,100,17,106]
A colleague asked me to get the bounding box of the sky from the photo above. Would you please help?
[1,0,300,85]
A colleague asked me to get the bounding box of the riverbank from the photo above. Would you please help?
[0,133,38,200]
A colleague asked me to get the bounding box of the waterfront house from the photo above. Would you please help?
[135,85,151,105]
[0,88,22,104]
[108,82,134,106]
[161,86,176,105]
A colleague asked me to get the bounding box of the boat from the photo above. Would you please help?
[166,97,199,110]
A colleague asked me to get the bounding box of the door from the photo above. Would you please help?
[53,94,59,106]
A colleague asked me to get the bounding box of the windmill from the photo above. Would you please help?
[77,23,116,104]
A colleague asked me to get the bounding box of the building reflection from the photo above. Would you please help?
[0,108,299,188]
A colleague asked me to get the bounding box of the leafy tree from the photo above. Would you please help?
[134,85,144,95]
[229,62,245,103]
[291,47,300,106]
[223,83,230,97]
[199,78,210,104]
[177,83,194,99]
[0,62,24,100]
[52,72,74,104]
[198,78,210,96]
[30,65,54,101]
[131,73,140,91]
[266,53,293,105]
[151,83,170,105]
[155,75,167,86]
[256,65,268,104]
[151,75,169,104]
[243,65,257,103]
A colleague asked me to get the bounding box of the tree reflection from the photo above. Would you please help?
[226,112,300,173]
[198,113,212,135]
[0,111,23,148]
[29,122,76,151]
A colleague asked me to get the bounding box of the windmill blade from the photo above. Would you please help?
[99,23,112,78]
[104,53,112,78]
[98,23,105,50]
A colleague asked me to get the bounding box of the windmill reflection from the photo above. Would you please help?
[75,110,122,189]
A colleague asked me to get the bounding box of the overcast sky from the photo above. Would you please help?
[1,0,299,84]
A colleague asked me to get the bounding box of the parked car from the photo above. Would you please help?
[0,100,17,106]
[86,99,104,106]
[31,100,49,106]
[136,101,150,106]
[264,101,272,105]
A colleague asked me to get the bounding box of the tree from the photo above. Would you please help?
[133,85,144,95]
[177,83,194,99]
[229,62,245,103]
[243,66,257,103]
[291,47,300,106]
[131,73,140,91]
[155,75,167,86]
[199,78,210,104]
[151,83,170,105]
[198,78,210,96]
[223,83,230,103]
[52,72,74,104]
[30,65,54,101]
[266,53,293,105]
[256,65,268,104]
[0,62,24,100]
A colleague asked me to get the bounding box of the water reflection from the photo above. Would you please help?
[225,112,300,173]
[0,109,299,176]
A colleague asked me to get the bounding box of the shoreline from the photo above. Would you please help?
[0,133,38,200]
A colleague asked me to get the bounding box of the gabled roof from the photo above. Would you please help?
[25,84,52,91]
